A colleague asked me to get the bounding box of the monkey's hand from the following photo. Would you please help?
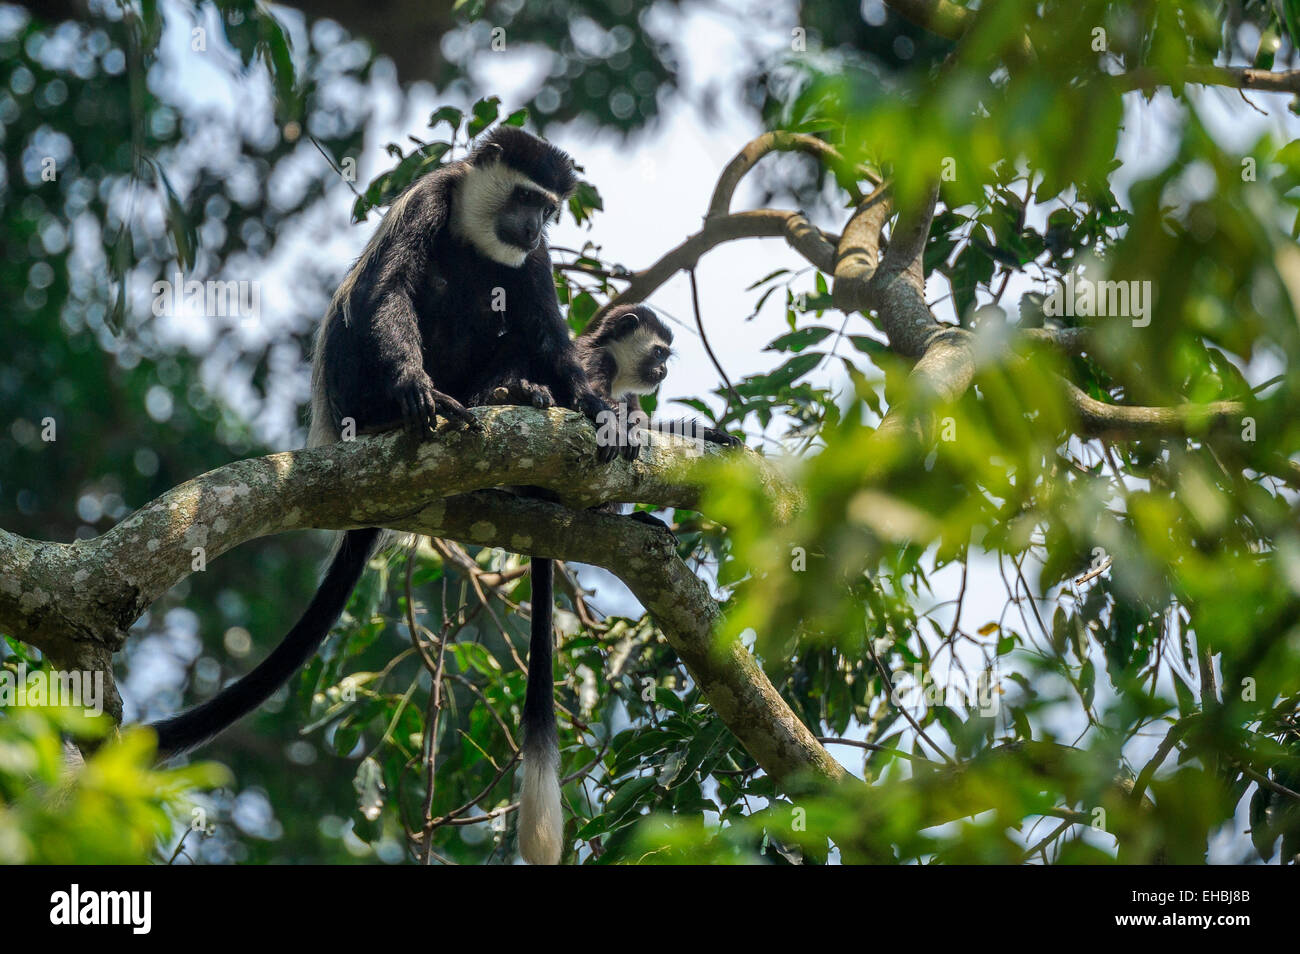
[482,379,556,409]
[576,392,641,463]
[394,369,481,434]
[702,426,744,448]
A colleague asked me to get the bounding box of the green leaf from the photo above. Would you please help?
[256,9,299,121]
[735,352,822,397]
[745,268,791,291]
[569,291,598,328]
[654,687,686,714]
[568,180,604,226]
[1011,706,1032,741]
[428,106,464,133]
[354,756,386,823]
[1079,659,1096,709]
[1249,784,1275,861]
[1282,1,1300,48]
[152,162,196,272]
[766,326,833,353]
[467,96,501,138]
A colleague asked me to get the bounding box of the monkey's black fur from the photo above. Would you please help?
[152,527,381,755]
[151,127,630,760]
[523,556,557,757]
[319,127,608,440]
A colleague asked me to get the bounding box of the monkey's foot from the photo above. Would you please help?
[577,393,642,463]
[628,510,678,545]
[484,380,555,409]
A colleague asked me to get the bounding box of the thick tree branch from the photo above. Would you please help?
[832,182,950,358]
[832,187,891,305]
[878,183,939,293]
[0,407,800,654]
[873,329,979,444]
[1020,326,1092,355]
[829,179,980,444]
[0,407,838,788]
[1062,379,1247,440]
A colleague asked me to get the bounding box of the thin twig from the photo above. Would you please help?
[816,736,931,763]
[688,267,744,413]
[310,135,363,202]
[866,641,954,765]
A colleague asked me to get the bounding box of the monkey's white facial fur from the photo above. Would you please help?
[608,327,672,399]
[453,163,557,267]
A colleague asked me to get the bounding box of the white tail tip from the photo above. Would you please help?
[518,745,563,865]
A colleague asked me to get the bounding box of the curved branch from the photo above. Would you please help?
[833,182,945,359]
[831,187,892,312]
[599,209,838,316]
[1062,379,1247,440]
[878,182,939,292]
[1020,326,1092,355]
[707,131,877,218]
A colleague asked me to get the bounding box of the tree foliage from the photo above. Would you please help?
[4,0,1300,865]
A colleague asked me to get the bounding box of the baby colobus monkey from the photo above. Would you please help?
[510,302,741,866]
[149,127,637,764]
[577,303,741,449]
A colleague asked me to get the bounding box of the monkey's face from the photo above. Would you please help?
[455,161,565,267]
[495,185,559,255]
[608,327,673,398]
[636,341,671,390]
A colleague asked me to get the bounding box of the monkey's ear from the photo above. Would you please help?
[613,310,641,336]
[476,142,505,166]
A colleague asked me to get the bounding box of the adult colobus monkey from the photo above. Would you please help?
[506,303,741,865]
[150,128,637,771]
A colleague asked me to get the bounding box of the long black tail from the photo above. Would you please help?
[150,527,382,758]
[517,557,562,864]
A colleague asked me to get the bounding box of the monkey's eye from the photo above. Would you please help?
[653,346,670,361]
[544,202,557,219]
